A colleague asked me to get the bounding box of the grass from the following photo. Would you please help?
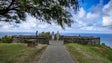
[0,43,47,63]
[65,43,112,63]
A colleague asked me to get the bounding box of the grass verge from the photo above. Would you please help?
[0,43,47,63]
[65,43,112,63]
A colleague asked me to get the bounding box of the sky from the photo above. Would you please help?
[0,0,112,33]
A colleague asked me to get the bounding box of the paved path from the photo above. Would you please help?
[38,40,75,63]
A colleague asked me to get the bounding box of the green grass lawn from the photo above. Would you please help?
[0,43,46,63]
[66,43,112,63]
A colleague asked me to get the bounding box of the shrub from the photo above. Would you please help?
[39,32,50,36]
[102,43,106,46]
[1,35,13,43]
[0,38,1,43]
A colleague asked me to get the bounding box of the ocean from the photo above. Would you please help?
[0,32,112,47]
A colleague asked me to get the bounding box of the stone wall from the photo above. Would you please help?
[12,35,100,45]
[63,36,100,45]
[12,35,49,44]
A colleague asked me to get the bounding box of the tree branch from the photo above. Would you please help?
[9,8,20,11]
[0,0,15,15]
[7,0,15,9]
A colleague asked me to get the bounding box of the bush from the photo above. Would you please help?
[39,32,50,36]
[0,38,1,43]
[102,43,106,46]
[1,35,13,43]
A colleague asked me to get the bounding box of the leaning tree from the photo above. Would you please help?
[0,0,82,28]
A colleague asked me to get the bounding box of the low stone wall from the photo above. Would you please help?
[12,35,100,45]
[12,35,49,44]
[63,36,100,45]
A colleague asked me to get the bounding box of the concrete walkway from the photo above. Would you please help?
[38,40,75,63]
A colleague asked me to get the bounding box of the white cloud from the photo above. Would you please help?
[87,12,100,20]
[78,8,86,18]
[73,7,101,27]
[0,22,14,31]
[102,0,112,26]
[70,3,111,33]
[38,23,48,29]
[103,17,112,26]
[20,15,37,29]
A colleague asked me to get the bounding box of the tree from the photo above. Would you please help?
[0,0,82,28]
[39,32,50,36]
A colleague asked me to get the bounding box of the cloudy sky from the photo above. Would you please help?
[0,0,112,33]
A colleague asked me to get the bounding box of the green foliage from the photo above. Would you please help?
[39,32,50,36]
[0,0,82,28]
[66,43,112,63]
[1,35,13,43]
[101,43,106,46]
[0,38,1,42]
